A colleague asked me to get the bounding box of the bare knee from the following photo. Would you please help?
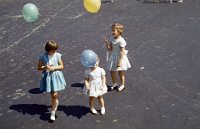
[51,92,57,99]
[89,97,94,101]
[118,71,124,76]
[110,71,115,75]
[97,96,103,100]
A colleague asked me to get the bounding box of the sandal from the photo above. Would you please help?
[117,85,125,92]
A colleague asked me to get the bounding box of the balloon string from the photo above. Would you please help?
[109,11,111,25]
[106,51,109,61]
[108,2,112,25]
[106,0,113,61]
[107,11,111,61]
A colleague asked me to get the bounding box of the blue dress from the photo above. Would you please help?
[38,52,66,92]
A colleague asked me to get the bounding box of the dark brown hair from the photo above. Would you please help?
[45,40,58,52]
[111,23,124,35]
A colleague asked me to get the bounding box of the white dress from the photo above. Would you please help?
[83,67,107,97]
[107,36,131,71]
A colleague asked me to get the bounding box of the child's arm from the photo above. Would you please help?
[117,47,125,67]
[84,77,90,90]
[48,58,64,71]
[100,75,106,91]
[104,37,112,51]
[37,60,49,70]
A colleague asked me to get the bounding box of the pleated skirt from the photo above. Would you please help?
[40,70,66,92]
[83,81,107,97]
[107,51,131,71]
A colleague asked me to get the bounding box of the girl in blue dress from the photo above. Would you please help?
[38,40,66,121]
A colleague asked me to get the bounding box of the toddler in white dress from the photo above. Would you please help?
[83,58,107,115]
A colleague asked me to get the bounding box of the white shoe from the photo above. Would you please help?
[100,107,105,115]
[90,107,98,115]
[117,85,125,92]
[50,110,56,121]
[178,0,183,2]
[55,99,59,111]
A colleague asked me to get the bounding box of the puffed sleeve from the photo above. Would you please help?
[109,37,114,43]
[101,68,106,76]
[38,53,48,65]
[38,53,45,60]
[38,55,43,60]
[56,52,62,59]
[119,38,127,47]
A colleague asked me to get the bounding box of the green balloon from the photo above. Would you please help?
[22,3,39,22]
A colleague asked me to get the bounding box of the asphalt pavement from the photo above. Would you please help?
[0,0,200,129]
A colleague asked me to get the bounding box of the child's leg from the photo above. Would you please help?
[98,96,105,115]
[50,91,58,120]
[118,70,125,85]
[89,96,97,114]
[89,96,94,108]
[97,96,104,108]
[110,71,118,90]
[110,70,117,84]
[51,91,57,110]
[117,71,125,92]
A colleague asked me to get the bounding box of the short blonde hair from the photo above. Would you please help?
[111,23,124,35]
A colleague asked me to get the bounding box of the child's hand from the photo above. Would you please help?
[48,66,55,71]
[99,86,104,91]
[86,86,90,90]
[45,64,54,71]
[43,64,50,69]
[104,37,108,43]
[117,61,121,67]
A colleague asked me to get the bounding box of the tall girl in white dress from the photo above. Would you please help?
[104,23,131,92]
[83,58,107,115]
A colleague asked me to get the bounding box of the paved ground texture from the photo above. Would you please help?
[0,0,200,129]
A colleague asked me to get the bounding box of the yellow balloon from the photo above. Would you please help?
[84,0,101,13]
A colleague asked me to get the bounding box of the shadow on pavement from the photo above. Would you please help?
[9,104,90,120]
[58,105,90,119]
[29,88,44,94]
[71,83,84,88]
[9,104,52,122]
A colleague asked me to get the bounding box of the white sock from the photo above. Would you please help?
[113,83,117,87]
